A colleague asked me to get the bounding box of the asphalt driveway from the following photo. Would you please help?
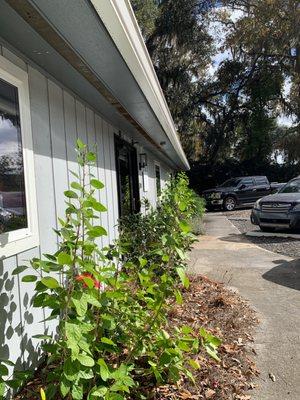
[189,213,300,400]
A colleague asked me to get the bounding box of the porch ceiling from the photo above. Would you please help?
[0,0,189,170]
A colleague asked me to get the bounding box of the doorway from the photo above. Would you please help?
[115,135,140,217]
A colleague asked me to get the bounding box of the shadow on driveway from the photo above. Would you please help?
[262,258,300,291]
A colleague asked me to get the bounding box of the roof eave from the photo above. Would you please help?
[89,0,190,170]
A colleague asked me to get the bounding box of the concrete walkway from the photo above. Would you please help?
[189,213,300,400]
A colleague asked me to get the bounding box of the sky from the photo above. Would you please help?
[208,7,295,128]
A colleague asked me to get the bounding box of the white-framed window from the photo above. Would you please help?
[0,55,39,258]
[154,162,161,202]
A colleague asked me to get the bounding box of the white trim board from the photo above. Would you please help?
[90,0,189,170]
[0,55,39,258]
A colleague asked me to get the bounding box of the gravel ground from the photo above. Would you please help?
[230,218,300,259]
[225,208,252,219]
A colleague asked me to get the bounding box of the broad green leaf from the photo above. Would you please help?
[78,368,94,380]
[88,226,107,238]
[97,358,110,381]
[78,339,91,355]
[0,364,9,377]
[179,201,187,211]
[82,276,95,289]
[100,337,116,346]
[101,314,116,330]
[91,201,107,212]
[205,346,220,362]
[63,358,78,381]
[178,340,191,352]
[22,275,37,283]
[72,384,83,400]
[5,379,21,389]
[65,323,82,342]
[0,382,5,397]
[106,394,125,400]
[175,247,186,260]
[88,386,108,398]
[185,369,196,384]
[57,252,72,265]
[84,293,101,307]
[199,327,221,362]
[76,138,85,149]
[77,354,95,367]
[188,359,200,370]
[87,152,96,162]
[174,289,183,305]
[41,277,60,289]
[64,190,78,199]
[45,384,57,399]
[176,267,190,288]
[60,379,70,398]
[71,182,83,191]
[181,325,193,335]
[72,293,87,316]
[90,179,104,189]
[138,257,147,267]
[12,265,28,275]
[179,220,191,233]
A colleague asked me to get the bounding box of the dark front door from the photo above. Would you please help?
[115,135,140,217]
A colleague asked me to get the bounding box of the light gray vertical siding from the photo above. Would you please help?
[0,43,174,375]
[29,66,58,256]
[0,44,124,370]
[95,115,109,247]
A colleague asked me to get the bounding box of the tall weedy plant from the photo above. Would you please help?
[12,141,220,400]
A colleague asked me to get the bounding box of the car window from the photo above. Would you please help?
[219,178,241,187]
[279,179,300,193]
[241,178,254,186]
[255,177,268,185]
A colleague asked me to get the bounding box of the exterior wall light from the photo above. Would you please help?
[139,153,147,170]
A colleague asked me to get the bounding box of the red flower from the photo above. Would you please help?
[75,272,101,289]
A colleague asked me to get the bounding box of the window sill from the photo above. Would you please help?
[0,229,39,258]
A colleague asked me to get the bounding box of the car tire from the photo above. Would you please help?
[223,196,236,211]
[259,226,276,232]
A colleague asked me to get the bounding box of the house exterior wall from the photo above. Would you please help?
[0,43,174,370]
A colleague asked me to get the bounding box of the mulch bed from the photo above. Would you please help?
[14,276,258,400]
[151,276,259,400]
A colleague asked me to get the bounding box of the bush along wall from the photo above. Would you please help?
[4,141,219,400]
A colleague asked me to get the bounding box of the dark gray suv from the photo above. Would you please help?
[251,176,300,232]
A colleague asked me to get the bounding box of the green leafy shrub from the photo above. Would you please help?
[189,191,206,235]
[0,359,32,399]
[10,142,219,400]
[118,173,205,268]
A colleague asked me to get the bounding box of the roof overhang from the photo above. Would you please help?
[0,0,189,170]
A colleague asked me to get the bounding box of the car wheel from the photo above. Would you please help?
[259,226,276,232]
[223,196,236,211]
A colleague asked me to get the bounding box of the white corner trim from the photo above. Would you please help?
[0,55,39,258]
[90,0,189,170]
